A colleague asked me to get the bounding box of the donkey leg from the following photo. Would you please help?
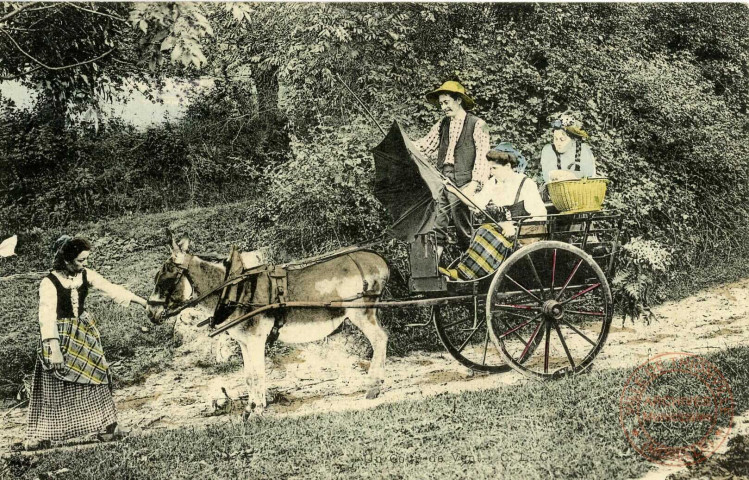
[236,320,273,418]
[347,307,388,399]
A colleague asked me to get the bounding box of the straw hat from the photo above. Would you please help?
[551,114,590,140]
[425,81,475,110]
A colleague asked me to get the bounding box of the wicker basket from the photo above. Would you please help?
[547,178,609,213]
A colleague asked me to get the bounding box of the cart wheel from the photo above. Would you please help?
[486,241,612,379]
[433,300,510,373]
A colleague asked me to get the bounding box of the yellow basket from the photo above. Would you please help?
[547,178,609,214]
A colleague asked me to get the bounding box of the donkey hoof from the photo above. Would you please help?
[365,386,382,400]
[242,409,261,421]
[273,392,292,406]
[242,403,265,421]
[202,398,231,417]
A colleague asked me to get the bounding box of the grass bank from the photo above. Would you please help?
[665,249,749,303]
[4,347,749,479]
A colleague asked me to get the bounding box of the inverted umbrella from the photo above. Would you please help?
[372,121,448,242]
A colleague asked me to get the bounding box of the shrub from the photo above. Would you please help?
[611,237,672,323]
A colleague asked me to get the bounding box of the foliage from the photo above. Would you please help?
[2,2,749,320]
[253,122,387,259]
[0,2,247,117]
[0,86,284,230]
[229,3,749,317]
[1,2,136,115]
[177,79,290,203]
[612,237,672,324]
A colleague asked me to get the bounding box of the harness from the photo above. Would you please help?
[155,246,380,345]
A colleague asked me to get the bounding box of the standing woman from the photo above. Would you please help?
[24,235,147,449]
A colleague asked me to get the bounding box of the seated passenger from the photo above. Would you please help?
[540,114,596,184]
[439,145,546,280]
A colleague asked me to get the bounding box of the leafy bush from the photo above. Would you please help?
[247,2,749,311]
[612,237,672,323]
[0,82,289,232]
[254,123,389,260]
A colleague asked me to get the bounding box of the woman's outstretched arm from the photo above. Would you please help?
[86,268,147,307]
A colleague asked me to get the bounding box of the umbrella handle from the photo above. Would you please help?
[439,177,500,226]
[335,74,387,137]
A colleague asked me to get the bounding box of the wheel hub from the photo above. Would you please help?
[542,299,564,320]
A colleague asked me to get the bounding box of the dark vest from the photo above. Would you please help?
[46,270,88,318]
[437,113,479,187]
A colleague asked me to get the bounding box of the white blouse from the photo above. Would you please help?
[38,268,139,341]
[472,172,547,221]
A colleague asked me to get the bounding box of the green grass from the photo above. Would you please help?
[4,347,749,479]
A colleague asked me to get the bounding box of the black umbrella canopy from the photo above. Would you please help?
[372,121,445,242]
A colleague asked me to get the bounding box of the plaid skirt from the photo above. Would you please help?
[26,359,117,441]
[41,313,109,385]
[456,223,514,280]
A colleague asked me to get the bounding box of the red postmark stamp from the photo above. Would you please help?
[619,352,735,467]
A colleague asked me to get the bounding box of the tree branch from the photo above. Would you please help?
[62,2,128,24]
[1,28,114,71]
[1,26,41,33]
[0,65,43,80]
[0,3,33,24]
[0,3,58,23]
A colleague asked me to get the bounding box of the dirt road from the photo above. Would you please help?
[2,277,748,476]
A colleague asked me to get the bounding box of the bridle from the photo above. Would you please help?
[148,252,269,322]
[148,253,194,318]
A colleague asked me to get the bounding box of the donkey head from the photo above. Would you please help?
[146,229,194,324]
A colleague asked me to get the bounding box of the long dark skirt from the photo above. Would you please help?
[26,360,117,441]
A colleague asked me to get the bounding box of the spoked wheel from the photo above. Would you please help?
[433,298,510,373]
[487,241,612,379]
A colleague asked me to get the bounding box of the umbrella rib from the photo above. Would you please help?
[389,194,434,230]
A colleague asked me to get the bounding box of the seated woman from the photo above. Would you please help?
[439,145,546,281]
[540,114,596,184]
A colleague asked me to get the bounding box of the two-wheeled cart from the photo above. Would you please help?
[202,122,622,380]
[370,121,622,378]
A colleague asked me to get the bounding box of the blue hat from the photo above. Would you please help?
[490,142,528,174]
[52,235,72,253]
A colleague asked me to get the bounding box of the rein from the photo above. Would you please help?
[150,256,269,320]
[151,236,390,323]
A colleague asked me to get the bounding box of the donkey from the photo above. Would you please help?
[146,233,390,416]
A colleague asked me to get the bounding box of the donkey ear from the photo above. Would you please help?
[177,237,190,253]
[165,228,176,247]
